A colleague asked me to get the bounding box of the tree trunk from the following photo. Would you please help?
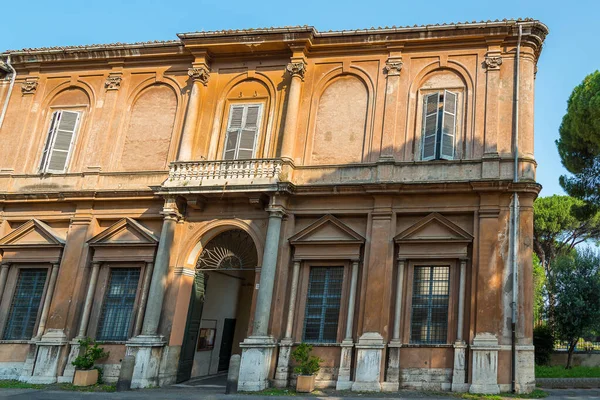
[566,340,577,369]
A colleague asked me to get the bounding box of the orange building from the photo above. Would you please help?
[0,19,547,393]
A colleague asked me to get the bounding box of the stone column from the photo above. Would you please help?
[239,207,284,391]
[178,62,210,161]
[127,198,180,388]
[280,60,306,160]
[35,263,60,339]
[482,44,503,179]
[379,54,403,160]
[134,261,154,337]
[274,259,300,388]
[452,259,468,392]
[383,258,405,391]
[0,262,10,300]
[77,262,101,338]
[336,259,360,390]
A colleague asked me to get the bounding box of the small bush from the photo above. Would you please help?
[72,338,109,371]
[534,324,555,366]
[291,343,322,376]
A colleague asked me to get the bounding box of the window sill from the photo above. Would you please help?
[0,340,32,344]
[296,342,341,347]
[95,340,127,345]
[403,343,453,348]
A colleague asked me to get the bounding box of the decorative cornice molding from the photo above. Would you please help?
[484,55,503,71]
[104,74,122,90]
[384,59,403,76]
[21,80,38,95]
[188,65,210,86]
[286,61,306,79]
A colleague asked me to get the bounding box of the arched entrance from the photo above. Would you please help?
[176,229,258,383]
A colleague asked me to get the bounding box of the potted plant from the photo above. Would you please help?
[72,337,109,386]
[291,343,322,393]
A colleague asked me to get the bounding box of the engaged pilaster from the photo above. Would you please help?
[280,48,307,161]
[380,48,403,160]
[452,259,469,392]
[336,259,360,390]
[383,258,405,391]
[482,42,503,179]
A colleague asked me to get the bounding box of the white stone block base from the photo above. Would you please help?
[335,340,353,390]
[126,334,166,388]
[273,340,292,388]
[452,342,468,392]
[351,332,384,392]
[515,345,535,394]
[238,336,276,392]
[470,333,500,394]
[401,368,452,390]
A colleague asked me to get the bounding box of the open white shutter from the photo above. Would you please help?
[42,110,81,173]
[440,90,457,160]
[40,111,60,172]
[422,93,440,161]
[224,106,244,160]
[237,105,261,159]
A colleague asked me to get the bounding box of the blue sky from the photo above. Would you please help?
[3,0,598,196]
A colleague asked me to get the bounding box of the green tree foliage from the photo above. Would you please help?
[557,71,600,205]
[553,249,600,369]
[533,324,555,366]
[533,253,546,323]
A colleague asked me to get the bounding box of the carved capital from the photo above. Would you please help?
[286,62,306,79]
[104,74,122,90]
[484,55,503,71]
[21,80,38,95]
[384,59,403,76]
[188,66,210,86]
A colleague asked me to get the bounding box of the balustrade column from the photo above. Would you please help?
[35,262,60,338]
[280,60,306,160]
[0,263,10,301]
[178,63,210,161]
[77,262,101,338]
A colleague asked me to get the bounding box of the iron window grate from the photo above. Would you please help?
[4,269,48,340]
[96,268,140,341]
[303,267,343,343]
[410,266,450,344]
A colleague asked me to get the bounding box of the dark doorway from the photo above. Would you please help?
[218,318,237,372]
[176,272,207,383]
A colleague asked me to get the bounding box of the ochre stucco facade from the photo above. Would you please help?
[0,19,547,393]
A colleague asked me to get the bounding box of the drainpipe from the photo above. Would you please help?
[0,55,16,130]
[511,23,523,394]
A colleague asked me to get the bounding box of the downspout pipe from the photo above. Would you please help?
[0,55,16,130]
[511,24,523,394]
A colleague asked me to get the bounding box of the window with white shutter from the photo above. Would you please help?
[420,91,457,161]
[40,110,81,173]
[223,104,263,160]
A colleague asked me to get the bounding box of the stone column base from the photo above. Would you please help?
[273,339,293,388]
[515,344,535,394]
[58,339,84,383]
[238,336,277,392]
[336,339,354,390]
[21,329,69,384]
[126,334,166,388]
[382,340,401,392]
[451,341,469,392]
[469,333,499,394]
[352,332,384,392]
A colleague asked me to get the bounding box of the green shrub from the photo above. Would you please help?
[72,338,109,371]
[534,324,555,365]
[291,343,322,376]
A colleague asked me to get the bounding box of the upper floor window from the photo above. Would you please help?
[422,90,457,161]
[40,110,81,173]
[223,104,263,160]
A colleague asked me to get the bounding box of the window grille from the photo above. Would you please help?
[410,266,450,344]
[97,268,140,341]
[3,269,48,340]
[303,267,343,343]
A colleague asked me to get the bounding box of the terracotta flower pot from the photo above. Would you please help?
[296,374,315,393]
[73,368,98,386]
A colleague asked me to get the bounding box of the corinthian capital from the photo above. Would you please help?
[384,59,403,76]
[484,55,503,71]
[286,61,306,79]
[188,65,210,86]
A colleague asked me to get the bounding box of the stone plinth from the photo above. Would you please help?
[352,332,384,392]
[24,329,68,384]
[126,335,166,388]
[382,340,401,392]
[238,336,277,391]
[59,339,82,383]
[515,344,535,393]
[273,339,293,388]
[336,339,354,390]
[451,341,468,392]
[470,333,500,394]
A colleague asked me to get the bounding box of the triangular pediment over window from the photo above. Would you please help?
[0,219,65,248]
[289,215,364,261]
[0,219,65,263]
[394,213,472,259]
[88,218,158,246]
[88,218,158,263]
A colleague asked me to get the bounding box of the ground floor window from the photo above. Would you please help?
[410,265,450,344]
[302,266,343,343]
[96,268,140,341]
[3,268,47,340]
